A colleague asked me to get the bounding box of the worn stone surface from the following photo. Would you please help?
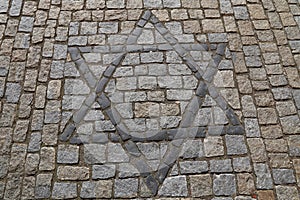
[1,1,300,199]
[158,176,188,197]
[190,174,212,197]
[213,174,236,196]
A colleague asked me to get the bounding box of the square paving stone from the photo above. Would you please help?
[57,145,79,164]
[288,135,300,156]
[204,136,225,157]
[275,186,300,200]
[225,135,248,155]
[213,174,236,196]
[114,178,139,198]
[272,169,296,184]
[190,174,212,197]
[52,182,77,199]
[84,144,106,164]
[233,157,252,172]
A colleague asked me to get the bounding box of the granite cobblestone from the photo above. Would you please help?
[0,1,299,199]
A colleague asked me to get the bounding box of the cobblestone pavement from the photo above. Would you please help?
[0,0,300,199]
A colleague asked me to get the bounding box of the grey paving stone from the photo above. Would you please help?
[68,36,88,46]
[9,0,22,16]
[137,29,155,44]
[80,182,96,198]
[141,51,163,63]
[225,135,248,155]
[107,0,125,8]
[158,76,183,89]
[144,0,163,8]
[245,56,262,67]
[213,174,236,196]
[158,176,188,197]
[137,142,160,160]
[253,163,273,189]
[235,197,255,200]
[99,22,118,33]
[0,0,9,13]
[272,169,296,184]
[35,174,52,199]
[13,120,29,142]
[57,145,79,164]
[39,147,55,171]
[64,79,90,95]
[233,157,252,172]
[118,163,140,178]
[4,173,22,199]
[288,135,300,156]
[50,60,64,79]
[244,118,260,137]
[107,143,129,163]
[114,178,139,198]
[31,110,44,131]
[180,140,204,158]
[95,120,115,132]
[179,161,208,174]
[220,0,233,14]
[25,154,40,175]
[84,144,106,164]
[208,33,228,42]
[44,100,61,124]
[275,186,300,200]
[0,180,5,199]
[210,159,233,173]
[52,183,77,199]
[243,45,260,56]
[81,22,97,35]
[53,44,67,59]
[19,17,34,32]
[0,78,5,98]
[280,115,300,134]
[0,156,8,178]
[5,82,21,103]
[92,164,116,179]
[272,87,292,100]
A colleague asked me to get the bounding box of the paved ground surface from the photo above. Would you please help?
[0,0,300,199]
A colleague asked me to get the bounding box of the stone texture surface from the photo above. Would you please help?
[0,1,299,199]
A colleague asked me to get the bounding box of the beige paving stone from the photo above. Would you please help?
[171,9,189,20]
[269,153,292,168]
[247,138,268,162]
[257,108,278,125]
[257,190,275,200]
[183,20,201,33]
[202,19,224,33]
[237,173,255,195]
[248,4,267,19]
[57,166,89,180]
[265,139,288,153]
[238,21,254,35]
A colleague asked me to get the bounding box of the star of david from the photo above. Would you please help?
[60,10,245,195]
